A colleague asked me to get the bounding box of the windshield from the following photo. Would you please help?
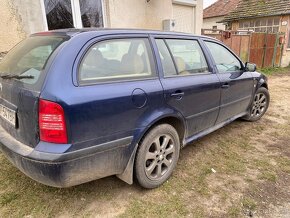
[0,35,68,84]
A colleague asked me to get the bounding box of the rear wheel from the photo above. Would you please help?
[134,124,180,189]
[243,87,270,122]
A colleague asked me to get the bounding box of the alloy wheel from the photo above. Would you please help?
[144,134,175,180]
[251,92,267,118]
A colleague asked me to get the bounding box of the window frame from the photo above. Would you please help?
[238,17,280,33]
[202,39,245,74]
[153,36,212,79]
[75,35,158,86]
[40,0,106,30]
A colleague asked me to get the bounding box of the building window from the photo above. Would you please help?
[44,0,74,30]
[239,17,280,33]
[43,0,104,30]
[212,26,217,30]
[80,0,103,28]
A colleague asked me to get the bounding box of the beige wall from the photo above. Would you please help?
[203,16,226,30]
[106,0,203,34]
[0,0,204,53]
[0,0,26,52]
[281,15,290,67]
[281,50,290,67]
[195,0,203,35]
[12,0,46,35]
[173,4,194,33]
[0,0,45,52]
[106,0,173,30]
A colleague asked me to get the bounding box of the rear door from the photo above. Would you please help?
[203,40,254,123]
[69,35,164,147]
[152,36,221,137]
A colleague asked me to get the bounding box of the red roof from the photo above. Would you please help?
[203,0,240,19]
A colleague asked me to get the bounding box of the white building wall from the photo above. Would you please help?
[203,16,226,30]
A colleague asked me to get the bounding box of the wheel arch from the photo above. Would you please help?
[260,83,268,89]
[258,77,268,90]
[116,113,186,185]
[145,116,186,146]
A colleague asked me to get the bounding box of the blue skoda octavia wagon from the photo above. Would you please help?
[0,29,269,188]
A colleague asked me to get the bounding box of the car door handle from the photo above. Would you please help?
[170,91,184,99]
[221,83,230,89]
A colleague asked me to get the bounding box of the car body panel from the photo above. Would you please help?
[0,29,269,187]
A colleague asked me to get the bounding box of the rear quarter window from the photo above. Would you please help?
[78,38,156,84]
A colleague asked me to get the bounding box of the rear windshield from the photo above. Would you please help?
[0,35,68,84]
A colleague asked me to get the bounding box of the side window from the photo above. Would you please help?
[165,39,209,75]
[79,38,156,84]
[205,41,242,73]
[155,39,177,77]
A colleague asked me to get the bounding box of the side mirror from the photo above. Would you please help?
[245,62,257,72]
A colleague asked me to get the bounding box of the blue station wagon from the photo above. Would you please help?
[0,29,269,188]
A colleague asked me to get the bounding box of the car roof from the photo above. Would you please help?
[32,28,215,40]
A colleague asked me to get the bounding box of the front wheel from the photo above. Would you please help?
[243,87,270,122]
[134,124,180,189]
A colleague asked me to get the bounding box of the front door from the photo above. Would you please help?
[203,40,254,123]
[154,37,221,138]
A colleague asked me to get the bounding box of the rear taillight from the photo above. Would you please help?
[39,99,68,144]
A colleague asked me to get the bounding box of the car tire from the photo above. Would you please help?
[134,124,180,189]
[243,87,270,122]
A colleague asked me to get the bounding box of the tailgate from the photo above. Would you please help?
[0,34,69,147]
[0,81,40,147]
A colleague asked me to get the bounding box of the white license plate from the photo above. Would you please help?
[0,104,16,127]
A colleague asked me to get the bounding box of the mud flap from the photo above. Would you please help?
[116,143,139,184]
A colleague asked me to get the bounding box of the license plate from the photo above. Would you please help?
[0,104,16,127]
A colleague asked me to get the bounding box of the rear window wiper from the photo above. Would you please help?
[0,74,34,80]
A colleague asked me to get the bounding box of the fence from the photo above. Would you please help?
[201,29,285,68]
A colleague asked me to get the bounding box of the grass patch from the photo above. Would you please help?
[276,157,290,173]
[120,195,188,218]
[227,205,241,217]
[0,192,19,206]
[258,172,277,182]
[242,197,257,211]
[260,66,290,76]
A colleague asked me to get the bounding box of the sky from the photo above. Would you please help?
[203,0,218,8]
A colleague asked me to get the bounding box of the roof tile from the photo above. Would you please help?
[224,0,290,22]
[203,0,240,19]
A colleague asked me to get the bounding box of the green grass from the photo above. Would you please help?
[0,192,19,206]
[119,195,189,218]
[260,66,290,75]
[241,197,257,211]
[227,206,241,217]
[258,172,277,182]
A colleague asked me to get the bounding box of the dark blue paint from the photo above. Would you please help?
[0,29,269,187]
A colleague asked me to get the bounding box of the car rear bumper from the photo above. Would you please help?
[0,125,133,187]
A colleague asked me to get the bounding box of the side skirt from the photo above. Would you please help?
[183,112,247,147]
